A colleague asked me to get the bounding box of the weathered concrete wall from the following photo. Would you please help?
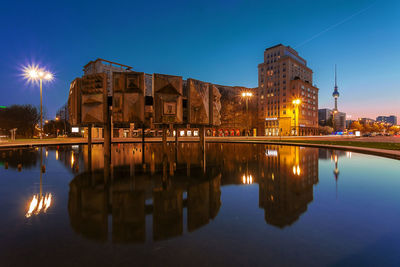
[112,72,145,124]
[80,73,107,124]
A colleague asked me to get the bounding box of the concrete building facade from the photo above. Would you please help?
[83,58,132,96]
[70,58,257,137]
[257,44,318,136]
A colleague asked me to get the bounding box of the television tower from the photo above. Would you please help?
[332,65,340,111]
[332,65,340,131]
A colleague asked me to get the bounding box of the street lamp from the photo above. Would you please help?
[241,92,253,136]
[23,65,53,139]
[292,99,301,136]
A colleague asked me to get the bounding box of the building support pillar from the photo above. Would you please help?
[104,105,111,183]
[200,126,206,173]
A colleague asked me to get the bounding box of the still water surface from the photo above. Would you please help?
[0,143,399,266]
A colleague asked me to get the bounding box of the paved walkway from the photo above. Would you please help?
[1,136,399,160]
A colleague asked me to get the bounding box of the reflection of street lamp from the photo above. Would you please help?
[23,65,53,139]
[242,174,253,184]
[292,165,301,176]
[25,147,53,218]
[241,92,253,136]
[292,99,301,136]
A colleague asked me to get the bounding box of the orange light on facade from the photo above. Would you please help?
[292,99,301,105]
[241,92,253,97]
[242,92,253,97]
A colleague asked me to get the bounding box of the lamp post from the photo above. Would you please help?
[292,99,301,136]
[332,109,338,133]
[23,65,53,139]
[241,92,253,136]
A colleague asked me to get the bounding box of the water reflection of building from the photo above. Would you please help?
[1,143,322,234]
[68,161,221,243]
[258,146,319,228]
[205,143,319,227]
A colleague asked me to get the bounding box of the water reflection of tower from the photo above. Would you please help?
[319,149,347,199]
[259,146,319,228]
[332,151,340,199]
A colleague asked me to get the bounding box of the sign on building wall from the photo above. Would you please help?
[153,74,183,124]
[112,72,145,124]
[187,79,210,125]
[81,73,107,124]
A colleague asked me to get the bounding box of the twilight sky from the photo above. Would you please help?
[0,0,399,120]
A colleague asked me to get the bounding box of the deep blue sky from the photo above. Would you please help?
[0,0,399,119]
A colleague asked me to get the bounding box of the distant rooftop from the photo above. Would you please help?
[83,58,132,70]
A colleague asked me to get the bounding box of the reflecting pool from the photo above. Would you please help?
[0,143,399,266]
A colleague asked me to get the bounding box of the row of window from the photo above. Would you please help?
[266,51,281,58]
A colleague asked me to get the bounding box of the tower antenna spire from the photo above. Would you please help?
[335,64,337,87]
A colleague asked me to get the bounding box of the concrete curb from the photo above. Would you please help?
[1,138,399,161]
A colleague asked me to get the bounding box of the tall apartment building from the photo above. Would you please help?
[257,44,318,136]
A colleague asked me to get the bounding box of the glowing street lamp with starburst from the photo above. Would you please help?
[22,64,54,139]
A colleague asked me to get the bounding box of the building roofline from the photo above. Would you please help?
[83,58,132,70]
[264,44,284,51]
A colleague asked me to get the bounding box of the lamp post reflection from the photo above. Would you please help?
[25,147,53,218]
[242,174,253,184]
[292,165,301,176]
[242,159,254,185]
